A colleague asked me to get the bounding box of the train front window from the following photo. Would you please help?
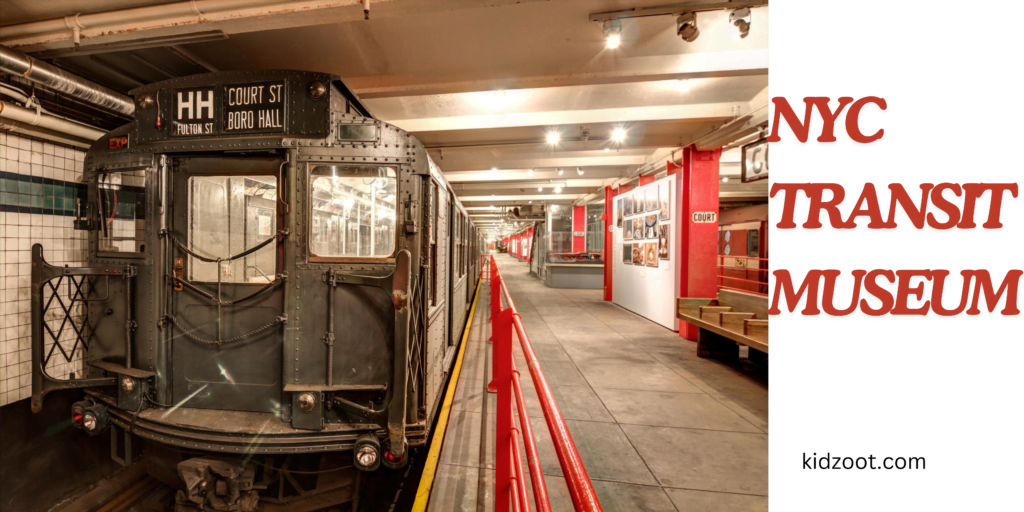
[96,170,147,255]
[187,175,278,284]
[309,166,396,259]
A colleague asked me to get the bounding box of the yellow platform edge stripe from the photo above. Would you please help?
[411,278,482,512]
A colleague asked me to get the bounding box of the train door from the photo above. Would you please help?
[165,155,286,413]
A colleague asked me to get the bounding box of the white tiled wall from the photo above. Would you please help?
[1,132,88,406]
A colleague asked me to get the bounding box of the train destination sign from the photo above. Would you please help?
[170,80,286,136]
[223,80,286,134]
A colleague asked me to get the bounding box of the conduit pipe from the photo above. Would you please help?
[0,100,106,141]
[0,45,135,116]
[0,0,366,48]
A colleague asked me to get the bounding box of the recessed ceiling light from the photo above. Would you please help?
[538,187,543,192]
[554,186,563,193]
[527,168,535,175]
[546,131,561,145]
[722,176,730,183]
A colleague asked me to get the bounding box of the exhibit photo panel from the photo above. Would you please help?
[611,174,680,329]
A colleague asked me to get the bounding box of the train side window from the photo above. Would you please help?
[309,166,397,260]
[96,170,148,256]
[187,175,278,283]
[429,181,438,307]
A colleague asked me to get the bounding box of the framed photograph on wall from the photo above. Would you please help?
[633,219,644,240]
[635,190,645,213]
[647,187,658,211]
[624,219,633,240]
[659,185,670,221]
[622,243,631,264]
[658,224,670,260]
[645,214,657,239]
[645,242,658,267]
[616,198,623,227]
[624,195,634,216]
[632,244,644,265]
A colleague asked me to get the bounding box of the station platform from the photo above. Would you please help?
[424,254,768,511]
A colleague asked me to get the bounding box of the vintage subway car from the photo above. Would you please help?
[29,70,482,508]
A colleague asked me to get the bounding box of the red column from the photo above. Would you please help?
[572,205,586,253]
[603,185,630,301]
[676,146,721,340]
[638,174,655,186]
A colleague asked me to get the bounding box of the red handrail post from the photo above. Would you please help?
[493,307,514,512]
[487,258,501,392]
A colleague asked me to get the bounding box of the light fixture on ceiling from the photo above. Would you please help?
[722,176,730,183]
[611,127,627,143]
[676,12,699,42]
[730,8,751,39]
[604,148,610,152]
[538,187,543,192]
[576,167,584,176]
[554,186,563,193]
[557,168,564,176]
[529,200,533,204]
[546,131,561,145]
[603,20,622,49]
[527,168,535,175]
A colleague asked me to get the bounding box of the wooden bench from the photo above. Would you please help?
[677,289,768,362]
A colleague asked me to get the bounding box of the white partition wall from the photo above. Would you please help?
[611,175,680,330]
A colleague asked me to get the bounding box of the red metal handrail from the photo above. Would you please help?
[488,255,603,512]
[717,253,769,297]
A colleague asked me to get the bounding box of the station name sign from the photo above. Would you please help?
[172,80,286,137]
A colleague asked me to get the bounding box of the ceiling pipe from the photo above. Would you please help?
[0,100,106,140]
[0,45,135,116]
[0,0,365,49]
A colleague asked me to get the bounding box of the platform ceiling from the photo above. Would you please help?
[1,0,769,234]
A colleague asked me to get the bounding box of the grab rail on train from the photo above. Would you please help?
[486,254,604,512]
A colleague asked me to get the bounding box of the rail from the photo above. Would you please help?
[487,254,603,512]
[717,254,769,296]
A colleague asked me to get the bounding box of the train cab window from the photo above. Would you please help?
[309,166,396,259]
[187,175,278,283]
[96,170,147,256]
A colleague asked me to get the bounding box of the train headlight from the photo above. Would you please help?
[297,392,316,412]
[357,446,377,467]
[82,413,97,431]
[72,400,109,435]
[308,81,327,100]
[353,434,381,472]
[121,376,135,395]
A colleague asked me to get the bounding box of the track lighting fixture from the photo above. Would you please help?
[676,12,699,42]
[576,167,584,176]
[557,168,564,176]
[730,8,751,39]
[603,20,622,49]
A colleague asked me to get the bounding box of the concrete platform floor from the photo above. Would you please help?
[430,254,768,512]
